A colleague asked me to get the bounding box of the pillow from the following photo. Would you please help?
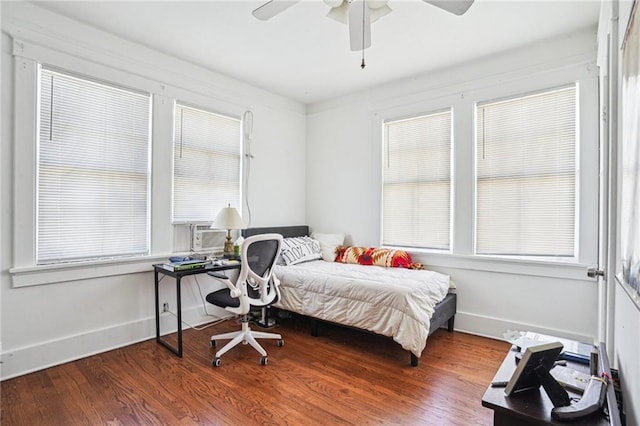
[280,236,322,266]
[335,246,422,269]
[310,232,345,261]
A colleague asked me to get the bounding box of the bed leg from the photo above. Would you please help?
[311,319,319,337]
[410,353,419,367]
[447,316,455,333]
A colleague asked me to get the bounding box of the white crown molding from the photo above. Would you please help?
[307,25,598,115]
[2,2,305,115]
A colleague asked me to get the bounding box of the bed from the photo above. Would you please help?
[242,226,457,366]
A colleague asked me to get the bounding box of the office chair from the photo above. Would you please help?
[206,233,284,366]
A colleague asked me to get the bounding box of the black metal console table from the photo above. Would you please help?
[153,262,241,357]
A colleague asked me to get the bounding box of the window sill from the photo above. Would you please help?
[9,254,179,287]
[407,250,595,281]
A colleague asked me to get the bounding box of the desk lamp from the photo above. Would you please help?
[211,205,244,258]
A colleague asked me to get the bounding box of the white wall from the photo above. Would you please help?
[306,97,377,244]
[0,2,306,379]
[306,27,601,344]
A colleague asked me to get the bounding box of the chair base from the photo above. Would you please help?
[254,306,277,328]
[211,316,282,364]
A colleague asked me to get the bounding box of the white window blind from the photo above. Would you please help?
[173,104,241,223]
[383,110,451,249]
[37,68,151,264]
[475,85,577,257]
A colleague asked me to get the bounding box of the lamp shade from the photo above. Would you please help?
[211,206,244,230]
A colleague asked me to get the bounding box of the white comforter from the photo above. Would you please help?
[273,260,453,357]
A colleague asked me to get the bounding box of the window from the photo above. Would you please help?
[37,68,151,264]
[172,104,241,223]
[475,85,577,257]
[382,110,452,249]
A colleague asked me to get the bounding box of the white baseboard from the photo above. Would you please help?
[0,305,231,381]
[453,311,594,344]
[1,308,594,380]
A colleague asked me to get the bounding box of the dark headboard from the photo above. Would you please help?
[242,226,309,239]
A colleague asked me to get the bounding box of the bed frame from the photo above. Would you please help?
[242,225,457,367]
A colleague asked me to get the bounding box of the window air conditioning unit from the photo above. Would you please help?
[190,224,225,253]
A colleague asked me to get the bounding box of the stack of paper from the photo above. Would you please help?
[504,330,595,365]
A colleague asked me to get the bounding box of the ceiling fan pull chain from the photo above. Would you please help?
[361,0,366,69]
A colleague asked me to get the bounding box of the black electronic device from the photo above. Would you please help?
[505,342,572,408]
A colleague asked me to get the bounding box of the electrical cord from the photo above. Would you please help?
[164,310,235,331]
[158,272,236,330]
[193,274,219,317]
[242,110,253,227]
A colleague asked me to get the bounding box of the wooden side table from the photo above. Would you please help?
[482,342,620,426]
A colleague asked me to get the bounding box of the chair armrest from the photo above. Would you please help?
[207,272,240,297]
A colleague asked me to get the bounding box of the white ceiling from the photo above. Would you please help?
[31,0,600,104]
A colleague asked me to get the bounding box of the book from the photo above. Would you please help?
[550,365,591,393]
[162,259,210,271]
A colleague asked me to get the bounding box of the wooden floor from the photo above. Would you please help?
[1,315,509,425]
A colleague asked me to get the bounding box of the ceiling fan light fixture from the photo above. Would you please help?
[326,1,349,24]
[370,4,392,22]
[422,0,474,16]
[327,0,390,25]
[323,0,344,7]
[367,0,389,9]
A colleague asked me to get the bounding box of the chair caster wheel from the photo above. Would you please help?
[210,340,216,348]
[277,339,284,347]
[260,356,268,366]
[212,357,221,367]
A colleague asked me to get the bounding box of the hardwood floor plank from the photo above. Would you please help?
[1,316,509,425]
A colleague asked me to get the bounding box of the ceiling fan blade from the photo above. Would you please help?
[252,0,301,21]
[422,0,474,16]
[348,0,372,51]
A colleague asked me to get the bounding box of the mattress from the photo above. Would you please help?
[273,260,454,357]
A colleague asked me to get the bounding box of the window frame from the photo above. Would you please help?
[171,102,242,225]
[36,65,153,265]
[474,84,579,260]
[381,108,453,251]
[10,38,248,287]
[373,61,598,275]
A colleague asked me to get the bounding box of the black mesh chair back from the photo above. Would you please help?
[245,238,280,278]
[242,234,282,307]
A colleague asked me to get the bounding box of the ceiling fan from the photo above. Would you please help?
[252,0,475,52]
